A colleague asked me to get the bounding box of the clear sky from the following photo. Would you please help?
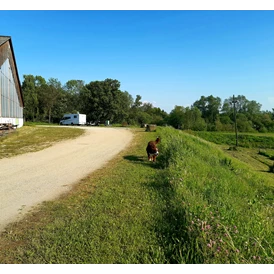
[1,4,274,114]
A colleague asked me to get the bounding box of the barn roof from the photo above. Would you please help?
[0,36,10,46]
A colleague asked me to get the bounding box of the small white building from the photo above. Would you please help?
[0,36,24,128]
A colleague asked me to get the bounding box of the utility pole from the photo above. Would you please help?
[231,95,238,147]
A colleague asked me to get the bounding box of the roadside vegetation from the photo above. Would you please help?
[0,126,273,263]
[22,76,274,136]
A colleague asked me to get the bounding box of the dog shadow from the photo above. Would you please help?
[123,155,161,169]
[123,155,145,162]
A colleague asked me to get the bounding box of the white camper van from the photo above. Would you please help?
[59,113,86,126]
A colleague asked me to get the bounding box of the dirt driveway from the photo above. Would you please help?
[0,126,133,232]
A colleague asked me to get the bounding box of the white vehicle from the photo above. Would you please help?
[59,113,86,126]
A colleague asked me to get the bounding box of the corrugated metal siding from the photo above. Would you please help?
[0,36,23,119]
[0,58,23,118]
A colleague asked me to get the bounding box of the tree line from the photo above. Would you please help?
[22,75,274,132]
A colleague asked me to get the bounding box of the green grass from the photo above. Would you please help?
[188,131,274,149]
[187,130,274,175]
[0,126,84,159]
[0,127,273,263]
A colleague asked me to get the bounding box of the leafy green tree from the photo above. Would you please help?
[221,100,233,115]
[184,107,207,131]
[223,95,261,115]
[234,95,248,113]
[140,102,153,113]
[63,80,85,113]
[139,103,168,126]
[193,95,222,128]
[80,78,128,123]
[128,95,143,125]
[39,78,63,123]
[22,75,46,121]
[136,111,152,126]
[168,105,185,129]
[217,114,234,131]
[246,100,261,116]
[236,113,255,132]
[261,112,274,132]
[112,90,133,123]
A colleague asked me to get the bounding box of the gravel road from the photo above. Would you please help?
[0,126,133,232]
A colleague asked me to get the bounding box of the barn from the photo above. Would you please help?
[0,35,24,128]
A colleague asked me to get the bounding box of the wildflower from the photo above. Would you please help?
[235,230,239,233]
[191,221,194,224]
[207,243,212,248]
[235,249,240,253]
[219,239,223,243]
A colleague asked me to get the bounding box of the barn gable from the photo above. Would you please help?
[0,36,24,128]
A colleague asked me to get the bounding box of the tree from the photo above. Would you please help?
[80,78,128,123]
[236,113,255,132]
[168,106,185,129]
[112,90,133,123]
[63,80,85,113]
[128,95,143,125]
[218,113,234,131]
[184,107,207,131]
[132,95,142,108]
[193,95,222,128]
[39,78,63,123]
[22,75,46,121]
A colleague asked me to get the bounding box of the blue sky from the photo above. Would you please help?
[1,7,274,114]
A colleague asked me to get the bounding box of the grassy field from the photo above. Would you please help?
[0,126,273,263]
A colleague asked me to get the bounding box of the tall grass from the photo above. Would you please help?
[154,127,274,263]
[0,127,273,263]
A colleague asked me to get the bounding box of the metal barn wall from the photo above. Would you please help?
[0,37,24,127]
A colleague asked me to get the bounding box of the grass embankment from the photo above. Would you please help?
[187,131,274,173]
[0,126,273,263]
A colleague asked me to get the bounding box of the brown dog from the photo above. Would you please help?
[146,137,160,162]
